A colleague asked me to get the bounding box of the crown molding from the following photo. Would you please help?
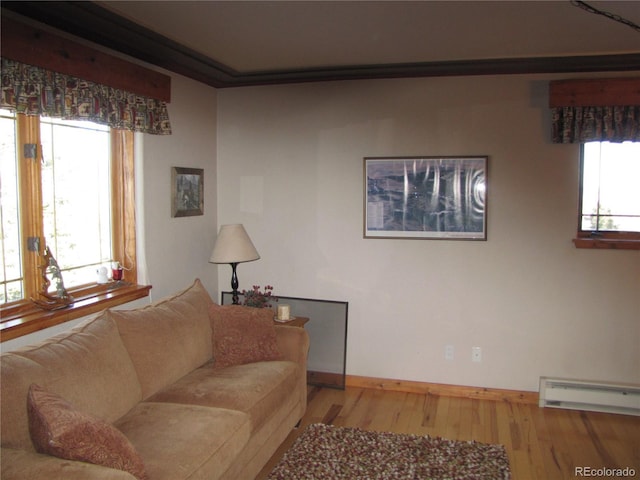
[3,1,639,89]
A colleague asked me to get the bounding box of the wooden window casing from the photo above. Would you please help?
[574,141,640,250]
[550,78,640,250]
[0,117,149,342]
[0,17,163,342]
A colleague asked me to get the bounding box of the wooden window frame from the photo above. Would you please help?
[0,115,149,342]
[574,141,640,251]
[573,232,640,250]
[550,78,640,250]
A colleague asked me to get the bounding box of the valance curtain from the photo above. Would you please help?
[0,58,171,135]
[551,105,639,144]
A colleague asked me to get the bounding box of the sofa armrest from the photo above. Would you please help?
[275,325,310,416]
[0,448,137,480]
[275,325,309,366]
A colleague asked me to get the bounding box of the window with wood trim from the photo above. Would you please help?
[0,111,147,340]
[549,77,640,250]
[0,17,165,341]
[576,141,640,249]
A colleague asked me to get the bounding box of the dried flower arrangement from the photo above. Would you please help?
[242,285,278,308]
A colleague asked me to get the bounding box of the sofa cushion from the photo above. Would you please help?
[147,360,301,432]
[110,279,214,398]
[209,304,282,367]
[27,384,147,480]
[0,448,139,480]
[115,402,250,480]
[1,312,142,452]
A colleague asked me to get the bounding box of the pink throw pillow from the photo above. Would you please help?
[27,384,148,480]
[209,304,282,367]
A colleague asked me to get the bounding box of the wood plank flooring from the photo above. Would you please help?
[257,386,640,479]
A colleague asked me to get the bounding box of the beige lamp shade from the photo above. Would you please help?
[209,224,260,264]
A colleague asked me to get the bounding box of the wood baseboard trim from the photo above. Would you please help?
[308,371,345,389]
[345,375,538,405]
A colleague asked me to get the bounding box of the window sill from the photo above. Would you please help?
[573,238,640,250]
[0,282,151,342]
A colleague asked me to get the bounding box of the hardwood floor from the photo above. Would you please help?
[257,386,640,479]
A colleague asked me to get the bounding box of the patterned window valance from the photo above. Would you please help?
[551,106,640,143]
[549,78,640,144]
[0,58,171,135]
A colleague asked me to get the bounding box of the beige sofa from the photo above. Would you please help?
[0,279,309,480]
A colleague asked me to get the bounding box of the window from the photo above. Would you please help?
[0,110,21,301]
[1,111,148,341]
[41,116,113,287]
[1,110,114,302]
[576,141,640,249]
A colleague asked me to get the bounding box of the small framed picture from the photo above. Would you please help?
[364,156,487,240]
[171,167,204,217]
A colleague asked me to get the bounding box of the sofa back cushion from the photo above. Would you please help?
[109,279,214,399]
[0,312,143,451]
[209,304,282,367]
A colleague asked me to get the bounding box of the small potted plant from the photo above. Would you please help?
[242,285,278,308]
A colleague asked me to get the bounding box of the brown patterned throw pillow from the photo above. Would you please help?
[209,304,283,367]
[27,384,147,480]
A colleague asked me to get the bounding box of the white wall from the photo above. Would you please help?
[140,74,218,301]
[2,73,219,352]
[217,74,640,392]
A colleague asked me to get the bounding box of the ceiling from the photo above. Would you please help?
[2,1,640,88]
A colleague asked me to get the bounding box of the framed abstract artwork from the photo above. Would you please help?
[364,156,487,240]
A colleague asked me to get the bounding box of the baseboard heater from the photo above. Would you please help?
[539,377,640,416]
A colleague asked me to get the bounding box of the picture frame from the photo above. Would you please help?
[171,167,204,217]
[364,156,487,240]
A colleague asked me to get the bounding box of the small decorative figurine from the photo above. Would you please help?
[31,246,74,311]
[97,266,110,284]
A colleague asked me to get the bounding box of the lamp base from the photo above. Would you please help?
[230,262,240,305]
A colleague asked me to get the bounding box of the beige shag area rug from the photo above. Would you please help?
[268,423,511,480]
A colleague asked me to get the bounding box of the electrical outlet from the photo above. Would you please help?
[472,346,482,362]
[445,345,454,361]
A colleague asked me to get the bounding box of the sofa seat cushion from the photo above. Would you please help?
[146,360,301,432]
[114,402,250,480]
[0,448,138,480]
[27,384,147,480]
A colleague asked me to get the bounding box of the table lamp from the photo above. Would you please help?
[209,224,260,304]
